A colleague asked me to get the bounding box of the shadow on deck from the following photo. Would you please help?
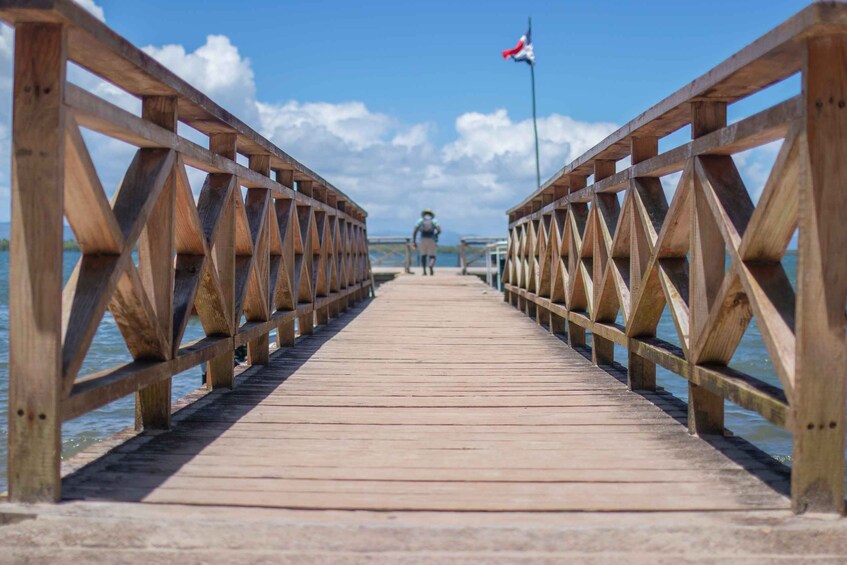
[59,274,789,512]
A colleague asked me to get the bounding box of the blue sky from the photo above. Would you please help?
[0,0,811,238]
[97,0,810,137]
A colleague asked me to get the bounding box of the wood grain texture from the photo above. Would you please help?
[135,95,178,431]
[791,34,847,514]
[0,0,373,504]
[497,4,847,515]
[62,274,789,513]
[8,22,66,503]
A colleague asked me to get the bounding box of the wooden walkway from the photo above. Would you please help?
[6,274,847,561]
[60,273,789,512]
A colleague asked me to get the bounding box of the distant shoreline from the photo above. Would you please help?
[0,239,79,251]
[0,239,466,254]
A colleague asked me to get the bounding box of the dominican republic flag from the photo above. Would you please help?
[502,28,535,65]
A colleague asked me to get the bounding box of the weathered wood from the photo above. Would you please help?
[63,123,122,254]
[625,135,659,391]
[499,6,847,514]
[507,1,841,214]
[0,0,371,505]
[205,134,238,388]
[687,104,727,437]
[791,34,847,515]
[8,23,67,503]
[61,274,789,516]
[277,320,296,347]
[511,98,802,229]
[135,95,178,431]
[246,154,271,366]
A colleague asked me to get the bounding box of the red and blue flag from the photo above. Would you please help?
[502,28,535,65]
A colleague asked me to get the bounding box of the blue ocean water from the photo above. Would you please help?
[0,251,207,493]
[0,249,833,494]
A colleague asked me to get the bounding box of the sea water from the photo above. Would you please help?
[0,250,835,494]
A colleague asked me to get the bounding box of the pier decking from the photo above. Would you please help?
[3,0,847,559]
[59,274,789,511]
[7,274,847,561]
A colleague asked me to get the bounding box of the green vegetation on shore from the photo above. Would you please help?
[0,239,458,254]
[0,239,81,251]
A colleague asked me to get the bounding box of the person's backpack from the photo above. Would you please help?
[420,217,435,236]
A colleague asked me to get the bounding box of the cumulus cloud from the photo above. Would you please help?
[258,100,394,151]
[0,5,784,241]
[74,0,105,21]
[143,35,258,126]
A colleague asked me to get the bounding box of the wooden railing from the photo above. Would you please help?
[459,237,505,275]
[504,2,847,514]
[2,0,371,502]
[368,236,413,273]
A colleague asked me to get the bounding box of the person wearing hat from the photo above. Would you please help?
[412,208,441,276]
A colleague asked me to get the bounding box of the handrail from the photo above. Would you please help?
[2,0,371,502]
[507,2,847,220]
[504,2,847,514]
[368,237,413,274]
[459,236,504,275]
[483,240,509,290]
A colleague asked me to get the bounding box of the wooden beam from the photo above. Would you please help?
[246,154,271,366]
[688,102,727,437]
[626,135,659,391]
[791,34,847,515]
[206,133,238,389]
[135,95,177,431]
[508,98,802,229]
[8,22,66,503]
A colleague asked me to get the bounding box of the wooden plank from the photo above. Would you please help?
[63,121,122,254]
[135,95,177,431]
[205,134,237,389]
[688,103,727,437]
[508,94,803,230]
[63,84,366,227]
[246,154,271,366]
[4,0,367,216]
[61,274,790,516]
[791,34,847,514]
[63,336,231,422]
[8,22,66,503]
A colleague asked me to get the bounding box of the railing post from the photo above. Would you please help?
[8,22,67,502]
[404,239,411,274]
[276,170,297,350]
[791,34,847,514]
[135,95,178,430]
[460,240,467,275]
[592,160,616,367]
[297,190,316,336]
[247,155,271,366]
[688,101,727,436]
[206,133,238,389]
[627,136,658,391]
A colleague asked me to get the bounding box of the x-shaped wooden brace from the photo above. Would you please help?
[62,123,177,395]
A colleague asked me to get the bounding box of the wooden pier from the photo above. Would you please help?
[57,273,789,511]
[4,273,847,560]
[2,0,847,559]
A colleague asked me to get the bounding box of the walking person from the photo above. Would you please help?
[412,208,441,276]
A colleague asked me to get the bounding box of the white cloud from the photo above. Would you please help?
[143,35,258,126]
[258,100,394,151]
[0,13,783,241]
[73,0,105,22]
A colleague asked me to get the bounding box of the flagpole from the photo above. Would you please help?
[528,16,541,189]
